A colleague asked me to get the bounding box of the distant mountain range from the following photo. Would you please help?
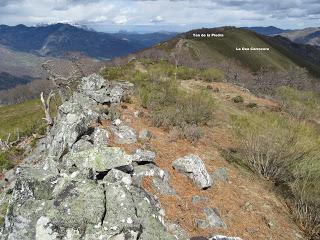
[0,23,177,91]
[244,26,320,47]
[0,23,177,59]
[242,26,289,36]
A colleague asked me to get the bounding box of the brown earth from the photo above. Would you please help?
[102,83,305,240]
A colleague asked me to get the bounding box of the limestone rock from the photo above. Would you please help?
[91,127,109,147]
[138,129,152,140]
[48,179,105,229]
[62,146,133,173]
[196,208,226,229]
[132,149,156,163]
[109,124,137,144]
[103,169,132,185]
[71,139,93,153]
[211,168,229,184]
[172,155,212,189]
[133,164,175,195]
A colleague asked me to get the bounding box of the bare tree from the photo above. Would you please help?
[40,91,55,128]
[41,54,85,102]
[0,130,21,151]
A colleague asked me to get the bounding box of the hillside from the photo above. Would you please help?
[0,24,176,59]
[1,59,319,239]
[146,27,320,86]
[280,28,320,47]
[245,26,320,48]
[242,26,288,36]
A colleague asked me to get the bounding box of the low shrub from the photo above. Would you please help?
[232,95,244,103]
[199,68,224,82]
[276,86,320,120]
[176,66,198,80]
[138,77,214,142]
[0,147,23,171]
[168,124,202,144]
[247,102,258,108]
[232,111,320,238]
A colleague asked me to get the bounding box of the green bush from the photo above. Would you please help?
[0,147,23,171]
[247,102,258,108]
[138,77,214,135]
[276,86,320,120]
[232,111,320,238]
[176,66,198,80]
[199,68,224,82]
[232,95,244,103]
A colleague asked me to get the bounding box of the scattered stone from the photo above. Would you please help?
[196,219,210,229]
[167,223,189,240]
[4,168,15,182]
[266,219,277,229]
[103,169,132,185]
[242,202,254,212]
[91,127,109,146]
[172,155,212,189]
[204,208,226,228]
[133,110,143,118]
[210,168,229,184]
[151,170,176,195]
[0,74,182,239]
[133,164,175,195]
[132,149,156,163]
[113,118,122,126]
[192,195,208,204]
[197,208,226,229]
[78,74,124,104]
[109,124,137,144]
[0,179,5,189]
[209,235,243,240]
[139,129,152,140]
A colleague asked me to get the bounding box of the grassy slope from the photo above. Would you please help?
[187,28,298,72]
[158,28,320,77]
[0,98,44,139]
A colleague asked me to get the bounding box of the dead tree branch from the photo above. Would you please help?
[40,91,55,127]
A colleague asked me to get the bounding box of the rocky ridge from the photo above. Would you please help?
[0,74,242,240]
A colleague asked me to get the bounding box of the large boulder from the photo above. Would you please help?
[172,155,212,189]
[103,169,132,185]
[62,146,133,173]
[91,127,109,147]
[78,74,123,104]
[46,178,105,230]
[132,149,156,164]
[133,164,175,195]
[2,167,59,240]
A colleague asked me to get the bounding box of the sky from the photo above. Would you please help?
[0,0,319,33]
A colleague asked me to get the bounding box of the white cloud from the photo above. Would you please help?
[113,15,128,24]
[0,0,319,31]
[150,15,164,23]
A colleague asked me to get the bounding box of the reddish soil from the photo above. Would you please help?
[102,94,304,240]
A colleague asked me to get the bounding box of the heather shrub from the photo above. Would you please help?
[232,111,320,238]
[276,86,320,120]
[199,68,224,82]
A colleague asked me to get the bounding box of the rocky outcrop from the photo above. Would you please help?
[172,155,212,189]
[0,74,178,240]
